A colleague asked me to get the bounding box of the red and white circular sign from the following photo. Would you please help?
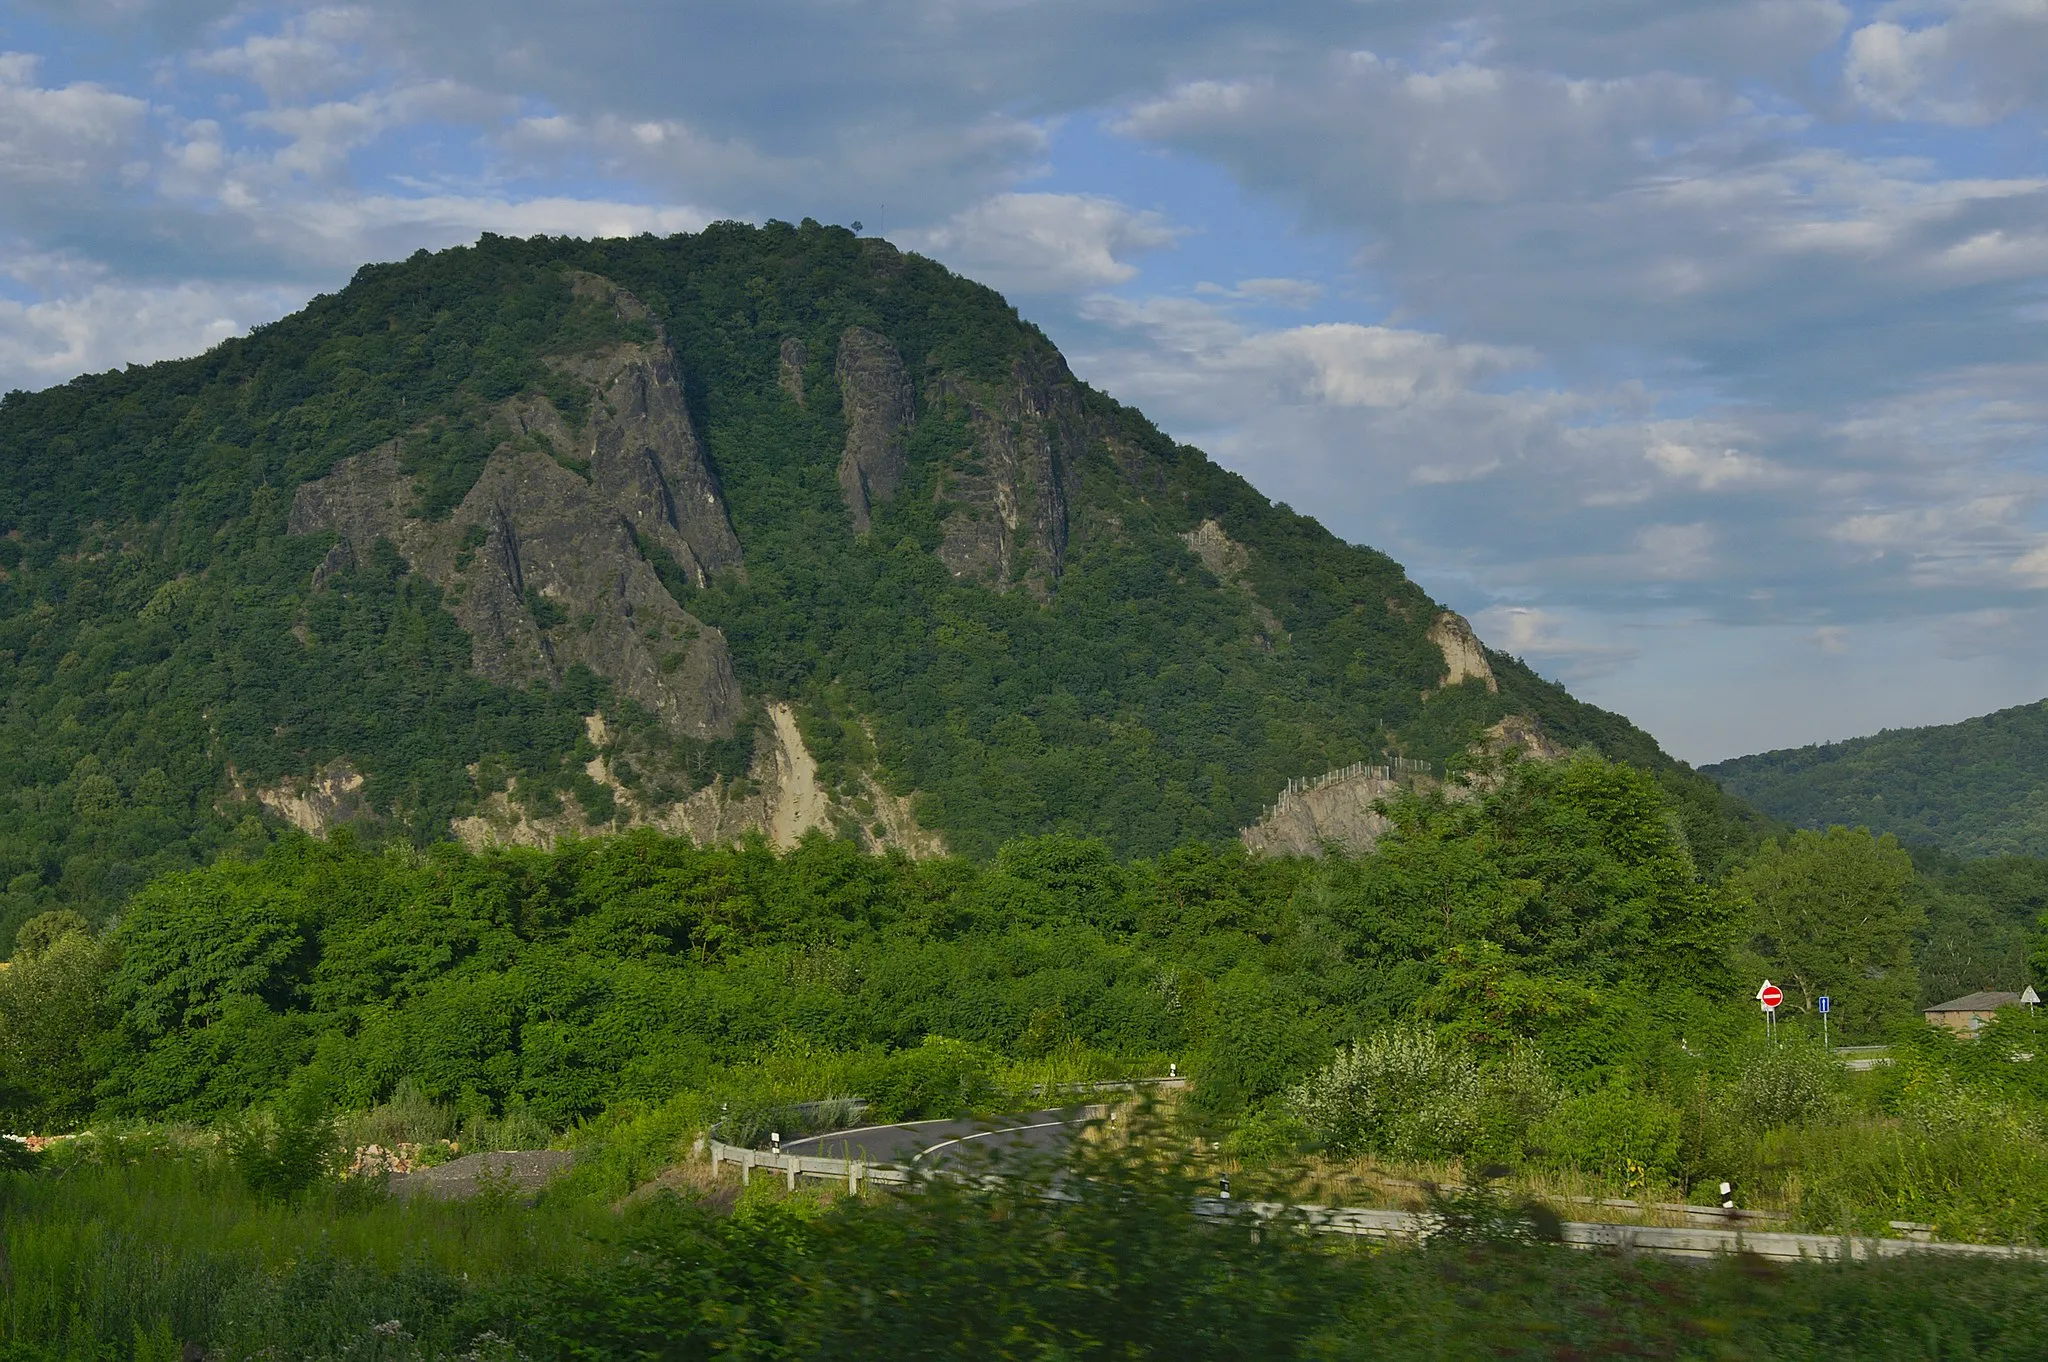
[1757,982,1783,1009]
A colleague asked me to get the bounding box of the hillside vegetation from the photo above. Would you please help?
[1706,698,2048,858]
[13,751,2048,1244]
[0,223,1757,946]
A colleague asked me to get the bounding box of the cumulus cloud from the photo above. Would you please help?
[2014,542,2048,587]
[1204,278,1325,308]
[1122,54,2048,405]
[1474,604,1640,679]
[188,6,378,104]
[895,193,1183,293]
[0,262,301,391]
[1847,1,2048,124]
[0,52,148,185]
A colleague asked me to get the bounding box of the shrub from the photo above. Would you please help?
[857,1037,996,1121]
[1222,1106,1316,1163]
[1783,1083,2048,1242]
[223,1089,338,1201]
[1471,1044,1562,1162]
[1286,1028,1483,1160]
[1728,1040,1846,1131]
[1529,1086,1682,1182]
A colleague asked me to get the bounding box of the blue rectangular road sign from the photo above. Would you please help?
[1817,996,1831,1015]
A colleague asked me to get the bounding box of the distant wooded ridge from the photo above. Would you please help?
[1706,698,2048,859]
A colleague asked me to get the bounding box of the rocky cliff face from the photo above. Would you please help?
[930,342,1087,596]
[289,275,743,741]
[557,273,743,585]
[834,326,913,533]
[1240,715,1572,857]
[1428,611,1498,694]
[1181,518,1284,647]
[1239,762,1414,858]
[778,336,809,406]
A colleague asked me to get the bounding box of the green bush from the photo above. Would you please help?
[857,1037,996,1121]
[1530,1086,1682,1182]
[1728,1039,1847,1131]
[223,1089,338,1201]
[1286,1028,1483,1160]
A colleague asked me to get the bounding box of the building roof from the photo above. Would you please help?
[1925,991,2023,1014]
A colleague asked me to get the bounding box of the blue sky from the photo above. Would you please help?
[3,0,2047,763]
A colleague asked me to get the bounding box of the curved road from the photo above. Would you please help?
[779,1108,1083,1170]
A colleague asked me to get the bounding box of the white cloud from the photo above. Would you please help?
[189,6,378,104]
[1847,2,2048,124]
[907,193,1182,293]
[1472,604,1639,678]
[0,267,301,392]
[1809,624,1850,654]
[1196,277,1325,308]
[0,52,148,184]
[2015,541,2048,586]
[1644,436,1784,490]
[1633,522,1716,579]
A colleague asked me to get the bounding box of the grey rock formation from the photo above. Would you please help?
[931,343,1086,597]
[778,336,808,406]
[555,274,742,585]
[834,326,914,533]
[1240,763,1409,858]
[289,275,744,740]
[1243,716,1569,857]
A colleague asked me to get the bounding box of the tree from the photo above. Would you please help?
[0,911,111,1129]
[1732,827,1920,1039]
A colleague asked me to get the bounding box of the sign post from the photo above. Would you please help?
[1756,980,1783,1042]
[1817,994,1831,1051]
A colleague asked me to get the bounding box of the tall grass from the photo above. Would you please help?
[10,1116,2048,1359]
[0,1145,610,1359]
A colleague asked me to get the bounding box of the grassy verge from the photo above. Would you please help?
[8,1122,2048,1360]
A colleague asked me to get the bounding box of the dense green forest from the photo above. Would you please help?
[1706,697,2048,858]
[11,751,2048,1238]
[7,753,1723,1130]
[8,753,2048,1357]
[0,224,1759,951]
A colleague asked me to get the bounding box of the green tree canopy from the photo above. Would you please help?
[1732,826,1921,1039]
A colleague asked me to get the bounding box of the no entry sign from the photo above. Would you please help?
[1756,981,1783,1011]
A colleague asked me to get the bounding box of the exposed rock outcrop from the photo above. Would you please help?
[290,274,743,740]
[931,343,1086,597]
[452,702,946,857]
[556,273,742,586]
[254,759,369,836]
[1240,761,1423,858]
[1428,611,1498,694]
[294,440,741,739]
[1241,716,1572,858]
[835,327,914,533]
[1485,713,1570,763]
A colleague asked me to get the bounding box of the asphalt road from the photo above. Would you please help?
[779,1108,1082,1170]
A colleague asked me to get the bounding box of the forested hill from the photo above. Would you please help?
[1705,698,2048,858]
[0,222,1756,941]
